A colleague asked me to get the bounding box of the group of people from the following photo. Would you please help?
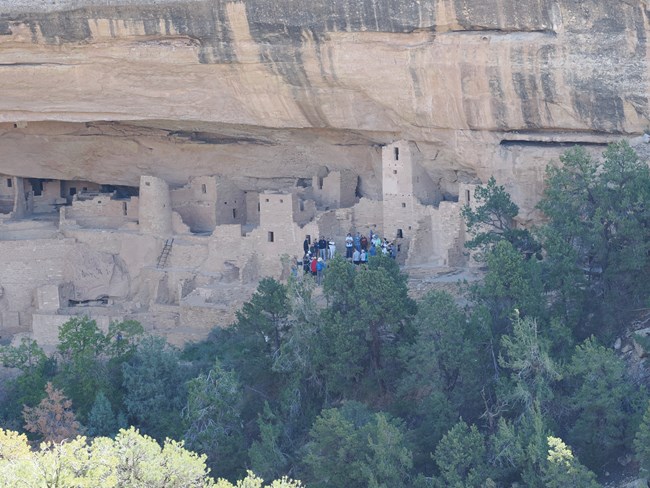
[297,230,398,285]
[344,231,397,263]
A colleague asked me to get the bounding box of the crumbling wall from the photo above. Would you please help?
[63,194,138,229]
[0,176,15,214]
[30,179,66,214]
[171,176,245,232]
[312,169,358,209]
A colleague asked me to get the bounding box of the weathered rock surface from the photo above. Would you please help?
[0,0,649,216]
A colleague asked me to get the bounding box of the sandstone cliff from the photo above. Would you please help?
[0,0,649,217]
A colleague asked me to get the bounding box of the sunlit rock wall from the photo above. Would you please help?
[0,0,648,218]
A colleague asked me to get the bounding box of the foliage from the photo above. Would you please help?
[55,317,144,420]
[542,436,600,488]
[472,240,545,333]
[462,176,539,258]
[432,420,488,488]
[214,471,304,488]
[562,337,645,469]
[183,359,246,480]
[0,337,54,425]
[399,291,489,470]
[303,402,413,488]
[498,314,560,416]
[0,427,215,487]
[87,390,120,438]
[22,382,83,443]
[634,400,650,476]
[122,335,190,440]
[538,142,650,337]
[319,256,415,400]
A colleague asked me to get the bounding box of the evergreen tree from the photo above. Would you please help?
[122,335,190,440]
[538,142,650,337]
[542,437,600,488]
[562,337,646,469]
[183,359,246,481]
[432,420,489,488]
[303,402,412,488]
[462,176,540,259]
[86,390,118,438]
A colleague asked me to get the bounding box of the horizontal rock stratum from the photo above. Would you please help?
[0,0,648,217]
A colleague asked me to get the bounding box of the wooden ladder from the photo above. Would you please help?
[157,238,174,268]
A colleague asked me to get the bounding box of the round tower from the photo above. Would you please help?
[138,175,172,237]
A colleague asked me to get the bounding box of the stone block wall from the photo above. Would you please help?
[0,238,73,330]
[63,194,138,229]
[351,198,383,236]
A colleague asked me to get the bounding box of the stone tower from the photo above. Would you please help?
[138,175,172,238]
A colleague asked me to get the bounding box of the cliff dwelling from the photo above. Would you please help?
[1,0,649,349]
[0,139,484,348]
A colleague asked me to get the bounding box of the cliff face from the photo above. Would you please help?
[1,0,648,217]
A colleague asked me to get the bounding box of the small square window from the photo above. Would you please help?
[265,198,269,202]
[6,179,12,188]
[393,170,397,175]
[401,202,406,208]
[268,231,274,242]
[145,182,151,186]
[280,199,284,203]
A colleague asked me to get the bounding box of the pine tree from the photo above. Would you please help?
[86,391,118,437]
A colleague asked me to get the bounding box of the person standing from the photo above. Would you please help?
[310,256,318,277]
[360,249,367,265]
[353,248,361,266]
[354,232,361,252]
[345,233,354,259]
[328,238,336,259]
[318,236,328,260]
[303,236,310,255]
[316,257,326,285]
[360,234,368,251]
